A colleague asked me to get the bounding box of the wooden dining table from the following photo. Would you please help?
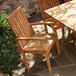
[44,0,76,32]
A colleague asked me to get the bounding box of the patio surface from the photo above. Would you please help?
[4,13,76,76]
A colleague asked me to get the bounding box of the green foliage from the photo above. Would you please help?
[0,12,9,37]
[0,12,22,73]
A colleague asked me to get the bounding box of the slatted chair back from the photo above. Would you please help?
[37,0,60,20]
[64,0,71,3]
[7,6,35,49]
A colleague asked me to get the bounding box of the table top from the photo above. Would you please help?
[44,0,76,32]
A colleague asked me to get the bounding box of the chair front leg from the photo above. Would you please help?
[44,25,48,33]
[45,53,52,72]
[22,51,28,72]
[56,37,61,54]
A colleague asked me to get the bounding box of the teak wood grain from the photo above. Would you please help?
[7,6,61,72]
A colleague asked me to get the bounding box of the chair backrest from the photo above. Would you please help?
[7,6,35,49]
[37,0,60,20]
[64,0,71,3]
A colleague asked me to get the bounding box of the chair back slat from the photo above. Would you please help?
[7,7,35,37]
[37,0,47,20]
[7,6,35,48]
[37,0,60,20]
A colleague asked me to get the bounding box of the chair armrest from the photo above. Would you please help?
[30,22,54,26]
[16,37,45,40]
[30,22,57,35]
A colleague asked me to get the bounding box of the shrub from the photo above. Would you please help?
[0,12,22,74]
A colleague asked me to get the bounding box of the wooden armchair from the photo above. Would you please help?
[37,0,65,30]
[7,6,61,72]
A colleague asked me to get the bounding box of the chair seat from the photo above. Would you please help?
[23,34,56,52]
